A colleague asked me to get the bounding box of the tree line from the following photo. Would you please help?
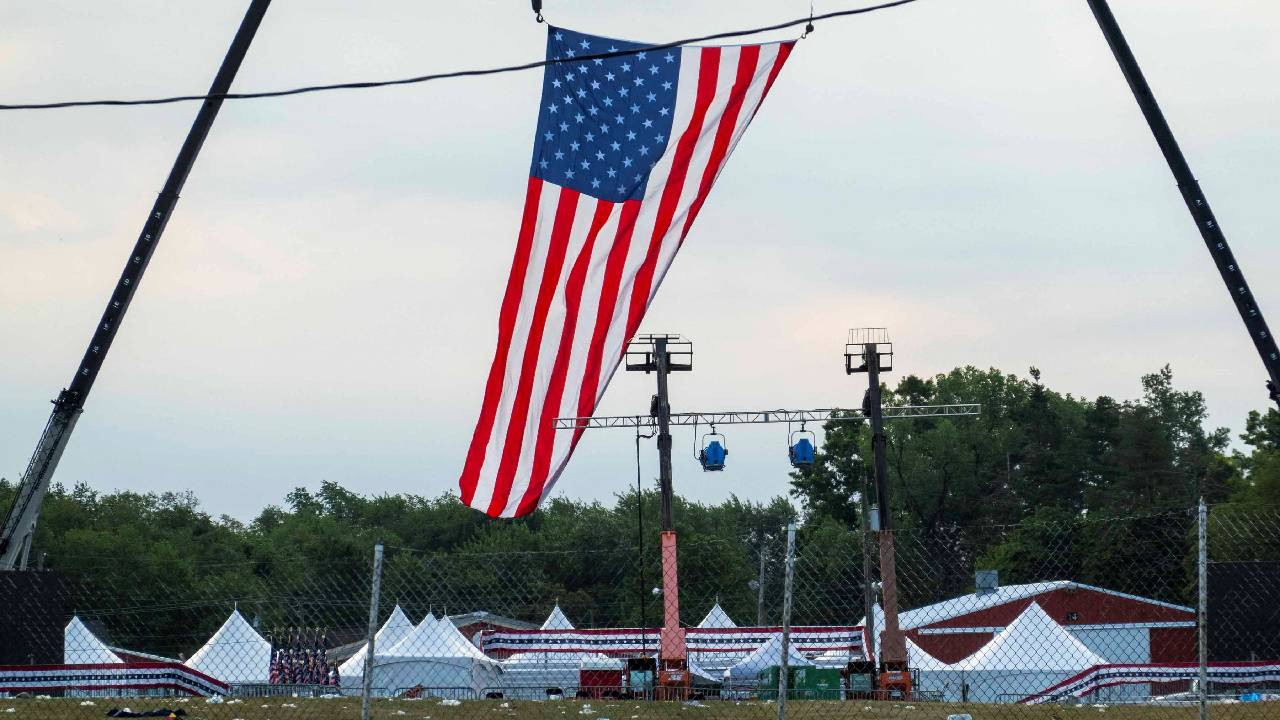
[1,363,1276,655]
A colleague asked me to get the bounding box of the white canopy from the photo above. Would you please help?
[504,605,578,664]
[64,616,122,665]
[540,605,575,630]
[697,602,737,629]
[686,655,720,683]
[386,614,488,661]
[338,605,417,682]
[952,602,1107,672]
[369,614,500,697]
[186,609,271,683]
[722,634,814,681]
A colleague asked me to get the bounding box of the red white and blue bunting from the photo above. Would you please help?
[1022,662,1280,704]
[0,662,229,697]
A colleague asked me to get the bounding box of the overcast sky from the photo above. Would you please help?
[2,0,1277,521]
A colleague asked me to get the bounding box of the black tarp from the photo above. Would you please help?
[0,570,72,664]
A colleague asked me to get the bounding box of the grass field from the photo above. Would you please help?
[3,697,1276,720]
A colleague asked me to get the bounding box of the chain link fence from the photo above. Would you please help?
[3,503,1278,719]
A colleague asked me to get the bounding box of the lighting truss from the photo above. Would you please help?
[554,403,981,431]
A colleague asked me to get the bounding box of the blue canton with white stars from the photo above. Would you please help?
[530,27,681,203]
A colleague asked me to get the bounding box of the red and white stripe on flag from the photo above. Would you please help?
[460,31,794,518]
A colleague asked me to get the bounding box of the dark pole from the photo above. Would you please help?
[859,467,878,671]
[866,343,906,670]
[866,345,890,534]
[655,338,675,532]
[1086,0,1280,409]
[0,0,273,569]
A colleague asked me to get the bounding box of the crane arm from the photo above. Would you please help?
[0,0,273,570]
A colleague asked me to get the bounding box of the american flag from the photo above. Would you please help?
[460,26,794,518]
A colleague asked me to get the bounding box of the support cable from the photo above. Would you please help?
[0,0,921,111]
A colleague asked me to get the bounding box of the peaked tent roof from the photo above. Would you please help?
[952,601,1107,672]
[504,605,580,664]
[64,616,123,665]
[339,604,417,677]
[383,613,442,658]
[380,611,493,664]
[697,602,737,629]
[541,604,575,631]
[185,609,272,683]
[723,634,814,679]
[438,615,491,660]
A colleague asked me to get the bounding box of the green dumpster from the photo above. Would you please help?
[758,666,843,700]
[796,667,842,699]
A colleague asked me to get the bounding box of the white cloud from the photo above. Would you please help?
[1,0,1277,517]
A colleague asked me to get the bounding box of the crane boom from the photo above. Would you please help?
[0,0,272,570]
[1086,0,1280,409]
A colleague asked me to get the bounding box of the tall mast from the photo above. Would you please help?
[0,0,273,569]
[1086,0,1280,409]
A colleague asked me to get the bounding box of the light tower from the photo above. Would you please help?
[625,334,693,693]
[845,328,912,698]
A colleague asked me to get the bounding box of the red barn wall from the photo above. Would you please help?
[1149,626,1197,694]
[907,631,991,665]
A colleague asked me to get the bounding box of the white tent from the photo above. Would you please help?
[338,605,418,687]
[689,602,743,677]
[697,602,737,629]
[503,605,576,665]
[186,609,272,684]
[953,602,1107,673]
[937,602,1108,702]
[540,604,574,631]
[387,614,488,660]
[437,616,491,658]
[722,634,814,686]
[900,636,967,701]
[64,616,122,665]
[501,605,602,698]
[368,612,501,698]
[814,615,946,669]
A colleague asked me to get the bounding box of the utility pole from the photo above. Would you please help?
[846,328,911,699]
[756,530,768,626]
[776,522,797,720]
[1086,0,1280,410]
[0,0,274,570]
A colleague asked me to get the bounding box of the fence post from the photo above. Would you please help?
[1197,500,1208,720]
[777,522,797,720]
[362,543,384,720]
